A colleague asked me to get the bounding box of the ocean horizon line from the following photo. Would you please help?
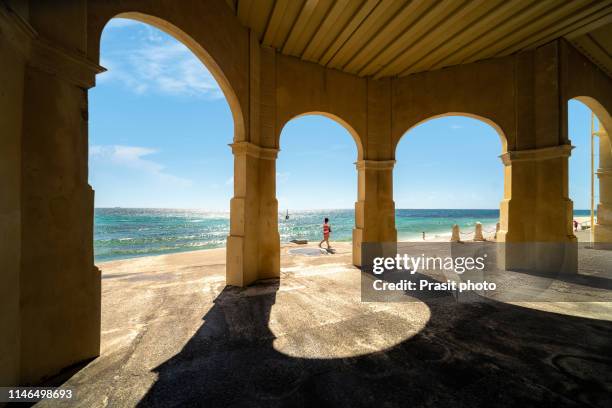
[94,208,593,262]
[94,207,595,212]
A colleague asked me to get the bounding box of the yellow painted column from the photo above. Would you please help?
[227,142,280,286]
[498,145,577,274]
[594,128,612,243]
[353,160,397,266]
[257,146,281,279]
[16,3,105,383]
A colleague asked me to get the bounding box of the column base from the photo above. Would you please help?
[497,240,578,276]
[226,235,247,287]
[594,223,612,244]
[257,231,280,280]
[352,228,363,267]
[227,234,280,287]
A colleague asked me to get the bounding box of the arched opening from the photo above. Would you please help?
[568,97,612,244]
[106,12,246,143]
[90,17,235,352]
[276,114,361,263]
[394,114,506,242]
[269,113,428,359]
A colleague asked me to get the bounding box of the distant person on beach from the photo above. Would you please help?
[573,220,578,231]
[319,217,331,249]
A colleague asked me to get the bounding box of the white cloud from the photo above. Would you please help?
[450,124,463,129]
[90,145,192,187]
[225,176,233,186]
[104,18,141,29]
[276,172,290,184]
[98,21,223,99]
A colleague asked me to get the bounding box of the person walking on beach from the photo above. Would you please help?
[319,217,331,249]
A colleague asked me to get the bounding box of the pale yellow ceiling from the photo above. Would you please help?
[225,0,612,79]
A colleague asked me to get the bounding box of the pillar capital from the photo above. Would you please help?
[29,37,106,89]
[499,144,573,166]
[595,129,608,138]
[355,159,396,170]
[229,141,279,160]
[1,3,105,89]
[227,141,280,286]
[0,3,35,56]
[597,168,612,178]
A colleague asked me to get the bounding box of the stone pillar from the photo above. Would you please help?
[594,128,612,243]
[0,2,29,387]
[451,225,461,242]
[20,68,102,384]
[353,160,397,266]
[0,0,101,385]
[474,222,484,241]
[498,144,577,274]
[13,0,105,384]
[227,142,280,286]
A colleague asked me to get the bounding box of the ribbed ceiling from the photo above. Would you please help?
[225,0,612,78]
[568,20,612,77]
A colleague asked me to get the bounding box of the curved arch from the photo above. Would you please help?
[278,112,364,160]
[394,112,508,157]
[573,96,612,143]
[96,12,246,143]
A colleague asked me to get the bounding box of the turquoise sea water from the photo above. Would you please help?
[94,208,593,262]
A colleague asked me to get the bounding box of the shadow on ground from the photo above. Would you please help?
[137,274,612,407]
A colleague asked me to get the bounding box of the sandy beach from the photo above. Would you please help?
[573,216,595,242]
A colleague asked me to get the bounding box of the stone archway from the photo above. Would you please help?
[86,1,272,289]
[397,112,508,153]
[280,112,365,160]
[569,97,612,243]
[393,108,577,274]
[275,112,363,264]
[89,9,250,316]
[394,112,508,237]
[9,1,252,385]
[392,111,575,273]
[91,11,246,146]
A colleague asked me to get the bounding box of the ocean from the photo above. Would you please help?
[94,208,593,262]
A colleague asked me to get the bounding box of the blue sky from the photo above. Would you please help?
[90,19,597,210]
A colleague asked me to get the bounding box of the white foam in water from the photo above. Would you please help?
[288,248,330,256]
[95,209,593,262]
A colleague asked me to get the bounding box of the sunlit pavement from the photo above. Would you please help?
[38,243,612,407]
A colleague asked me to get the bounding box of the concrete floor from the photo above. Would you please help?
[37,243,612,407]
